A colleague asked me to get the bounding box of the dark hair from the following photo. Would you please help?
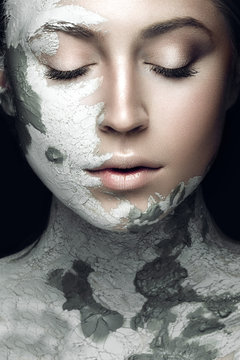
[0,0,5,57]
[212,0,240,53]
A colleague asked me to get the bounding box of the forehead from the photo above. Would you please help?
[5,0,229,44]
[5,0,106,48]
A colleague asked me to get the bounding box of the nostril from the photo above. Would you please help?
[129,125,146,134]
[100,125,119,134]
[99,123,147,135]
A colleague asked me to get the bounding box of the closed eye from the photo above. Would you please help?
[45,62,198,81]
[145,62,198,79]
[45,64,96,81]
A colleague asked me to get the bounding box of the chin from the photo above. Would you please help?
[59,174,202,234]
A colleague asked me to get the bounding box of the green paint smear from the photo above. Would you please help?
[130,256,219,359]
[128,203,164,233]
[182,308,225,338]
[6,45,45,153]
[127,183,187,233]
[47,194,240,357]
[47,260,124,343]
[45,147,65,164]
[129,197,240,360]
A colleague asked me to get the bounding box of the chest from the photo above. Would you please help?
[1,279,240,360]
[0,274,156,360]
[1,250,240,360]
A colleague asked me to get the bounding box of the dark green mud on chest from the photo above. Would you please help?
[47,259,124,342]
[129,258,218,359]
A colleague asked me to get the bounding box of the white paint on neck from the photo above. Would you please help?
[179,210,240,297]
[0,187,239,358]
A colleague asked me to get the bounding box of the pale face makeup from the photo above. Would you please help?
[3,0,236,231]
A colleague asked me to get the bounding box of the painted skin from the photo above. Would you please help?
[1,192,240,359]
[1,0,240,358]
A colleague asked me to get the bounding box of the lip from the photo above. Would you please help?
[87,155,162,191]
[88,167,160,191]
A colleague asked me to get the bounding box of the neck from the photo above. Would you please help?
[7,189,240,358]
[34,187,227,263]
[29,188,215,319]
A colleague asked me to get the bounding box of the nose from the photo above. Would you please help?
[98,58,149,135]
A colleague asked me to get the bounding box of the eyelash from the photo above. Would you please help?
[147,63,198,78]
[45,65,92,81]
[45,63,198,81]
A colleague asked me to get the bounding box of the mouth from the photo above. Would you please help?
[87,166,161,191]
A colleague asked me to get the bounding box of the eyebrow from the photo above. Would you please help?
[39,16,212,41]
[140,17,213,39]
[41,22,97,39]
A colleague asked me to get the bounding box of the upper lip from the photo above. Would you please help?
[86,156,162,171]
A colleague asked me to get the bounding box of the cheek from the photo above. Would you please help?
[6,46,115,207]
[25,78,113,181]
[8,45,111,168]
[146,73,228,175]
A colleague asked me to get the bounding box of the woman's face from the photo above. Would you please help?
[2,0,237,231]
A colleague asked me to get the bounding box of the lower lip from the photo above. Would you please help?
[87,167,160,191]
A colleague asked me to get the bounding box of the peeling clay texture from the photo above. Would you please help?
[2,1,240,359]
[5,1,106,50]
[1,191,240,359]
[128,177,201,232]
[29,31,59,57]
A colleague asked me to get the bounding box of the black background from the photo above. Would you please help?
[0,100,240,257]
